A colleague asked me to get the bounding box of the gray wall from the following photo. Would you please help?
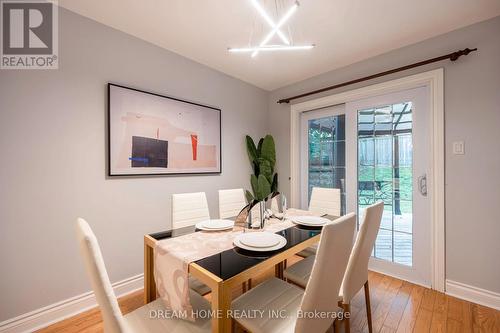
[269,16,500,293]
[0,8,268,320]
[1,7,499,324]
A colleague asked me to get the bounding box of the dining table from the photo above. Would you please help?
[143,209,338,333]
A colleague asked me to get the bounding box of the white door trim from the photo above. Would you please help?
[289,68,445,291]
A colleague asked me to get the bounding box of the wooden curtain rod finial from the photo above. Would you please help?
[450,47,477,61]
[277,47,478,104]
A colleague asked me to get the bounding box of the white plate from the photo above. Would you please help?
[201,219,234,229]
[291,215,330,226]
[234,233,287,251]
[196,219,234,231]
[239,232,281,248]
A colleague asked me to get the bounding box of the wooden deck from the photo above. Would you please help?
[374,213,412,266]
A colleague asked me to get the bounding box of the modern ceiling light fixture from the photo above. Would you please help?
[250,0,290,45]
[228,0,314,58]
[251,1,298,57]
[228,45,315,53]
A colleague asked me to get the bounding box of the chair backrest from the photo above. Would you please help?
[218,189,247,219]
[295,213,356,333]
[172,192,210,229]
[341,201,384,302]
[76,218,130,333]
[309,187,341,216]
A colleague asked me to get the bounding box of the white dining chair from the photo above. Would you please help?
[297,187,342,258]
[172,192,210,229]
[172,192,211,296]
[283,201,384,333]
[75,218,211,333]
[218,188,247,219]
[309,187,341,216]
[231,213,356,333]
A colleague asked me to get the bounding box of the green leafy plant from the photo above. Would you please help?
[245,134,278,202]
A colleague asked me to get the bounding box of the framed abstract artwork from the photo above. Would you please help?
[108,83,221,176]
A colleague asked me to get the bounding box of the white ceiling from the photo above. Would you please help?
[58,0,500,91]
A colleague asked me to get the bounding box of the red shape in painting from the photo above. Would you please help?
[191,134,198,160]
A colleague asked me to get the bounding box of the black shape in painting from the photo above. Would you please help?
[130,136,168,168]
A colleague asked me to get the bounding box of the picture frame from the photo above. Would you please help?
[107,83,222,176]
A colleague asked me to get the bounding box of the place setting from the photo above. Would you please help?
[288,215,334,229]
[234,231,287,251]
[195,219,235,231]
[232,230,288,259]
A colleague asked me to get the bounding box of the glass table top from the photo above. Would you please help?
[149,216,338,280]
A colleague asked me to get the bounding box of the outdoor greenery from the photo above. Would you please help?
[245,134,278,202]
[359,165,413,214]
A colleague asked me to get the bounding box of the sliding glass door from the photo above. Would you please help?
[299,87,432,287]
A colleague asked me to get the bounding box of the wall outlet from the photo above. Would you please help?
[453,141,465,155]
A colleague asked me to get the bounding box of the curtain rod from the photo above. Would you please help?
[277,47,477,104]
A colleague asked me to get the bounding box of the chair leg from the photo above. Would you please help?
[333,319,340,333]
[341,303,351,333]
[364,281,373,333]
[275,262,284,279]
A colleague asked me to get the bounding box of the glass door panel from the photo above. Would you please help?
[357,102,413,266]
[346,86,431,286]
[301,105,346,214]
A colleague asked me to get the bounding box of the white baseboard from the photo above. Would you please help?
[446,279,500,310]
[0,274,144,333]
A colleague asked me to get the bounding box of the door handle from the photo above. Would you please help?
[418,174,427,197]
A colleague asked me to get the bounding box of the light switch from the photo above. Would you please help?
[453,141,465,155]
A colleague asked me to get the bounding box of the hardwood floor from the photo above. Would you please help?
[37,258,500,333]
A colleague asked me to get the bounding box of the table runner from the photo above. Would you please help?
[153,209,316,317]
